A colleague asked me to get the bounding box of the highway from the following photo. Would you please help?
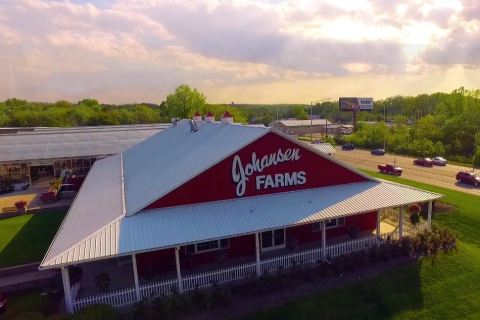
[333,148,480,196]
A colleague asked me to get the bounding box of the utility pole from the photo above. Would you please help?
[383,103,386,150]
[310,98,330,144]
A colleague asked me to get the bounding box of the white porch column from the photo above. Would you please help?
[376,209,381,237]
[398,207,404,239]
[175,247,183,293]
[255,233,261,276]
[427,200,433,230]
[321,221,327,259]
[132,254,141,301]
[61,266,74,314]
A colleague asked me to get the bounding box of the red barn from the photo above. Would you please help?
[40,119,441,313]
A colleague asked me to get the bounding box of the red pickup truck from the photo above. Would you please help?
[378,164,403,176]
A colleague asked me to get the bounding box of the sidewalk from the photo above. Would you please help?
[0,263,59,293]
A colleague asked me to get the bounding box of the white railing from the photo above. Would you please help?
[261,246,323,273]
[73,234,391,311]
[182,261,257,291]
[140,278,178,300]
[74,287,137,311]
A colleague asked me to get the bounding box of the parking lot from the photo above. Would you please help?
[334,147,480,196]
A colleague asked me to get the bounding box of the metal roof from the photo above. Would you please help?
[41,153,124,267]
[275,119,333,127]
[122,120,269,215]
[311,143,336,155]
[39,121,443,269]
[41,179,442,268]
[0,124,170,162]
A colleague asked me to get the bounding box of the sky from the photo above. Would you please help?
[0,0,479,104]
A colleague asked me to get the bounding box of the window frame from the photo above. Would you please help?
[260,228,286,252]
[312,217,346,232]
[185,238,230,255]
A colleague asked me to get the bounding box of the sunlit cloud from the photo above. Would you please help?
[0,0,478,103]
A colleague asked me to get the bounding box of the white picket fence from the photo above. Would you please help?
[74,287,137,311]
[73,232,396,311]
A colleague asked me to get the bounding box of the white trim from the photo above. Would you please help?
[427,200,432,230]
[175,247,183,293]
[132,254,140,302]
[61,266,74,314]
[399,207,404,239]
[191,238,230,254]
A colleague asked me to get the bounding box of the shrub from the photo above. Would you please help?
[409,212,420,225]
[72,304,117,320]
[12,312,45,320]
[14,200,27,209]
[3,293,52,318]
[45,313,71,320]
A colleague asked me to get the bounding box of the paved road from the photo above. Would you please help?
[334,148,480,196]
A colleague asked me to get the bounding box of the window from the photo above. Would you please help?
[261,228,285,251]
[312,217,346,232]
[186,238,230,254]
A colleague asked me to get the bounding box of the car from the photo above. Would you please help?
[58,184,77,199]
[0,183,14,195]
[378,163,402,176]
[341,143,355,150]
[371,148,385,155]
[456,171,480,187]
[432,156,448,166]
[413,157,433,167]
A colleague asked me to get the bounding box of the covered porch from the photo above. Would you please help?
[63,202,433,312]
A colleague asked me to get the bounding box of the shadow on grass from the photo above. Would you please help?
[0,212,65,268]
[250,261,424,320]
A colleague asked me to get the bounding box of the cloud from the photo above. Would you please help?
[0,0,478,103]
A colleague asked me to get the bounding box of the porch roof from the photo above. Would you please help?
[40,178,442,269]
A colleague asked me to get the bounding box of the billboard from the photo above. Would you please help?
[339,97,373,111]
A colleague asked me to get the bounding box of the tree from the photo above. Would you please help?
[292,105,308,120]
[164,84,207,119]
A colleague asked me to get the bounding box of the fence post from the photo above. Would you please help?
[376,209,381,237]
[427,200,432,230]
[322,221,327,259]
[255,232,261,276]
[132,254,141,301]
[399,207,404,239]
[175,247,183,293]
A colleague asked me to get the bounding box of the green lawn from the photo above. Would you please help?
[0,211,66,268]
[249,172,480,320]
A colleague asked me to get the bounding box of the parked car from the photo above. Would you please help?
[371,148,385,155]
[0,183,14,195]
[413,158,433,167]
[341,143,355,150]
[432,156,448,166]
[58,184,77,199]
[378,163,402,176]
[456,171,480,187]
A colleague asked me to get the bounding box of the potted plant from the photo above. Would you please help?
[409,203,422,226]
[14,200,27,214]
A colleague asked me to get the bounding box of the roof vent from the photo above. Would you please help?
[193,111,202,122]
[189,120,199,132]
[205,112,215,122]
[221,111,233,124]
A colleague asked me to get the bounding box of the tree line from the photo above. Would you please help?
[1,85,479,164]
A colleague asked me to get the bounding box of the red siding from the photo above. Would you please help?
[136,234,256,277]
[327,211,377,238]
[146,132,368,210]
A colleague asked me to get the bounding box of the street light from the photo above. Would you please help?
[310,98,330,143]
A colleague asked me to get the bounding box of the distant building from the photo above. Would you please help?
[270,119,333,136]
